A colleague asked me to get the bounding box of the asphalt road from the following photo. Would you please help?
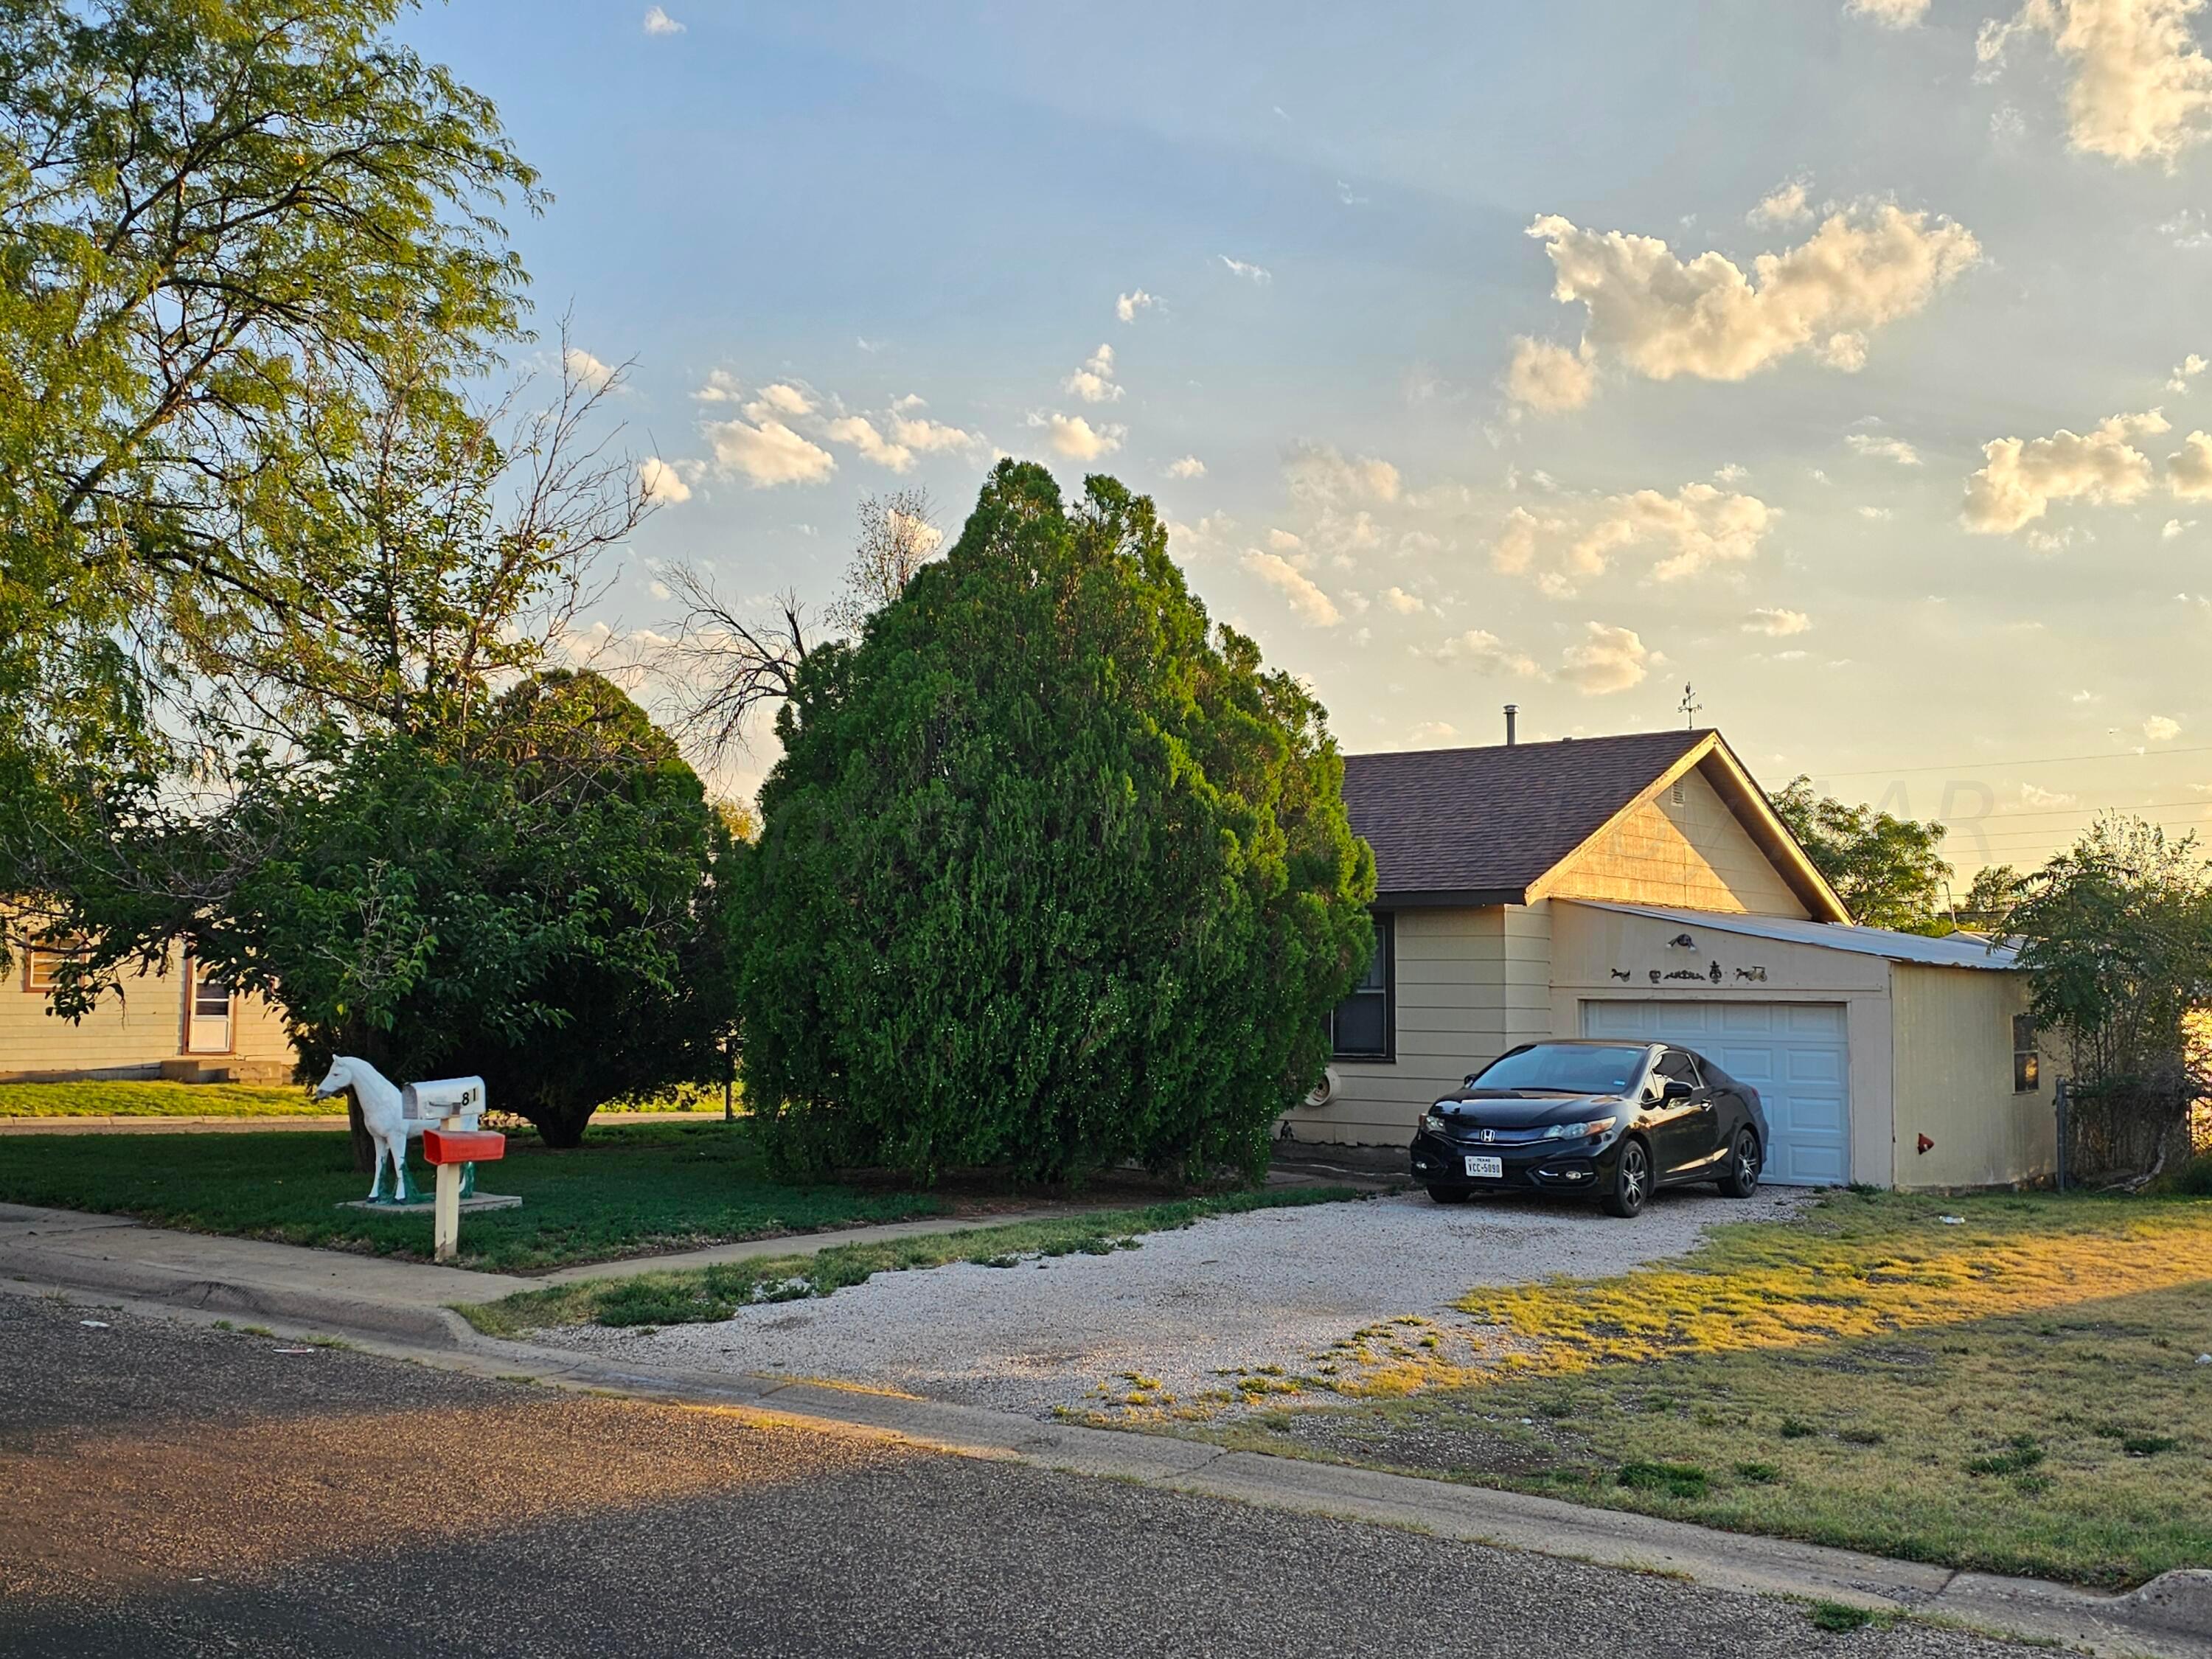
[0,1295,2042,1659]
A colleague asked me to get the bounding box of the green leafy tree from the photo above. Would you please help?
[1771,779,1952,933]
[1957,863,2024,931]
[1,0,538,793]
[48,674,732,1149]
[733,462,1377,1183]
[2008,818,2212,1107]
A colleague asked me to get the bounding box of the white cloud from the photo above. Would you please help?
[704,418,835,487]
[1962,410,2171,532]
[1063,343,1123,404]
[1408,721,1458,743]
[1714,463,1750,484]
[1846,431,1923,465]
[1219,254,1273,284]
[1525,206,1980,394]
[1378,586,1426,614]
[745,382,815,420]
[1978,0,2212,167]
[2017,782,2080,807]
[637,456,692,504]
[889,414,982,453]
[1040,414,1124,461]
[1860,504,1895,519]
[1750,180,1814,226]
[1848,0,1933,23]
[2146,714,2184,740]
[1166,512,1237,563]
[822,414,914,473]
[1166,455,1207,479]
[564,347,619,392]
[1266,528,1303,552]
[1745,607,1812,635]
[1242,549,1340,625]
[2169,352,2208,390]
[1434,630,1540,675]
[2167,516,2199,536]
[1558,622,1655,695]
[1283,442,1402,504]
[2170,430,2212,495]
[1504,336,1597,413]
[692,369,742,404]
[642,5,684,35]
[1491,483,1776,593]
[1116,289,1157,323]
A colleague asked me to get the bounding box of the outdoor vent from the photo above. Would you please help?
[1671,780,1686,807]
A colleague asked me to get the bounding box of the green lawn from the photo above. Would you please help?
[461,1185,1363,1338]
[1196,1190,2212,1590]
[0,1079,319,1117]
[0,1121,947,1271]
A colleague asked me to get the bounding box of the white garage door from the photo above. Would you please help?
[1581,1000,1851,1186]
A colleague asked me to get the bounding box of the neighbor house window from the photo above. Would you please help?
[1329,913,1394,1061]
[2013,1015,2039,1093]
[23,938,83,995]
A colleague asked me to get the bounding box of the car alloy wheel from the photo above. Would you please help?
[1719,1128,1761,1198]
[1603,1138,1649,1218]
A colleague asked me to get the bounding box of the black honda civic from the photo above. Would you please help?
[1408,1038,1768,1218]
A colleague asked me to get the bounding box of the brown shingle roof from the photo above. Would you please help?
[1341,728,1714,902]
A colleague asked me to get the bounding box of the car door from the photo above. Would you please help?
[1650,1048,1721,1178]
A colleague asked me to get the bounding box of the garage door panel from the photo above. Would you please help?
[1579,999,1848,1187]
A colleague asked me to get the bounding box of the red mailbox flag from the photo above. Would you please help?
[422,1128,506,1165]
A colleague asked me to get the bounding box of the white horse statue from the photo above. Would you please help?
[314,1056,420,1203]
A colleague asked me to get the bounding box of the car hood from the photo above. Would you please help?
[1429,1089,1627,1129]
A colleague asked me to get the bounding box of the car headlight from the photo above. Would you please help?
[1422,1111,1448,1134]
[1543,1116,1618,1140]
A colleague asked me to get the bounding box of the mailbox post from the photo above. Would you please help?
[422,1124,506,1262]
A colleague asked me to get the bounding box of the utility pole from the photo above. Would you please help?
[1678,682,1703,730]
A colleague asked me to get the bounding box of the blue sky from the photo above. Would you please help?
[405,0,2212,875]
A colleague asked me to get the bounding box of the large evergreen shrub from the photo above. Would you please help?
[734,462,1375,1182]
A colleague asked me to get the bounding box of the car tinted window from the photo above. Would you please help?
[1473,1045,1646,1093]
[1654,1049,1704,1089]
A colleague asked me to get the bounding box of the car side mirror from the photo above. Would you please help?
[1660,1078,1695,1102]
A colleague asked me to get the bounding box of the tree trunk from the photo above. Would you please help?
[533,1103,593,1150]
[344,1091,376,1173]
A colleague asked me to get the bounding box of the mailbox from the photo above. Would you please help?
[422,1127,506,1165]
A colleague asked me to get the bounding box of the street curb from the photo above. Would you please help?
[7,1273,2204,1658]
[1,1244,476,1349]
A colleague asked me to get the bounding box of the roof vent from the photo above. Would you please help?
[1503,704,1517,745]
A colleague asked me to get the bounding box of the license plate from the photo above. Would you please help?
[1464,1155,1503,1179]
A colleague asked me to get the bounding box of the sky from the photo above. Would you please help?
[402,0,2212,880]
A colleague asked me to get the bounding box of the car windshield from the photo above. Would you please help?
[1471,1044,1646,1095]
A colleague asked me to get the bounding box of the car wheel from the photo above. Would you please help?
[1601,1138,1651,1218]
[1427,1185,1472,1205]
[1717,1127,1761,1198]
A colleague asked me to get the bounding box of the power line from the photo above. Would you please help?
[1933,796,2212,822]
[1812,744,2212,779]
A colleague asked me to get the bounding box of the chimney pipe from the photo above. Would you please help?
[1503,704,1518,745]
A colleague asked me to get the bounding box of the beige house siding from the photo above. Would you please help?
[1293,904,1553,1144]
[1,942,296,1082]
[1540,762,1810,919]
[1888,961,2053,1189]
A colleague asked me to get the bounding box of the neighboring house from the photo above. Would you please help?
[1303,725,2052,1191]
[2,936,296,1085]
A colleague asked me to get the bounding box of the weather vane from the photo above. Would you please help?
[1679,682,1703,729]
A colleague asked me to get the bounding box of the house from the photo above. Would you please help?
[1302,724,2053,1191]
[2,936,297,1085]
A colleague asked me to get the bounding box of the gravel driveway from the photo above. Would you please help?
[544,1185,1815,1419]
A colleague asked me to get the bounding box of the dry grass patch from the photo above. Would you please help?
[1200,1190,2212,1588]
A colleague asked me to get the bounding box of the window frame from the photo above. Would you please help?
[22,937,84,996]
[1329,911,1396,1063]
[2012,1014,2040,1094]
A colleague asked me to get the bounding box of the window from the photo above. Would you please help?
[193,971,232,1018]
[1653,1048,1703,1093]
[1329,912,1394,1060]
[2013,1015,2039,1093]
[1475,1043,1646,1094]
[22,937,84,995]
